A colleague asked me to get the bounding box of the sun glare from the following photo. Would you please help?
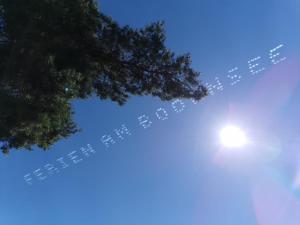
[219,125,248,149]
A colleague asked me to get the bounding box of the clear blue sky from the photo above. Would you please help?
[1,0,300,225]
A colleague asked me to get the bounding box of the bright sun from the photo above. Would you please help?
[219,125,249,149]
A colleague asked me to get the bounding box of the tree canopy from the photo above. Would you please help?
[0,0,207,153]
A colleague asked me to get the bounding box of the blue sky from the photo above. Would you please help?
[1,0,300,225]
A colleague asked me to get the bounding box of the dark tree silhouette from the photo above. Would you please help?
[0,0,207,153]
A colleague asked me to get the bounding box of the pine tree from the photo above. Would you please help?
[0,0,207,153]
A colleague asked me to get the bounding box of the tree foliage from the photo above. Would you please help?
[0,0,207,153]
